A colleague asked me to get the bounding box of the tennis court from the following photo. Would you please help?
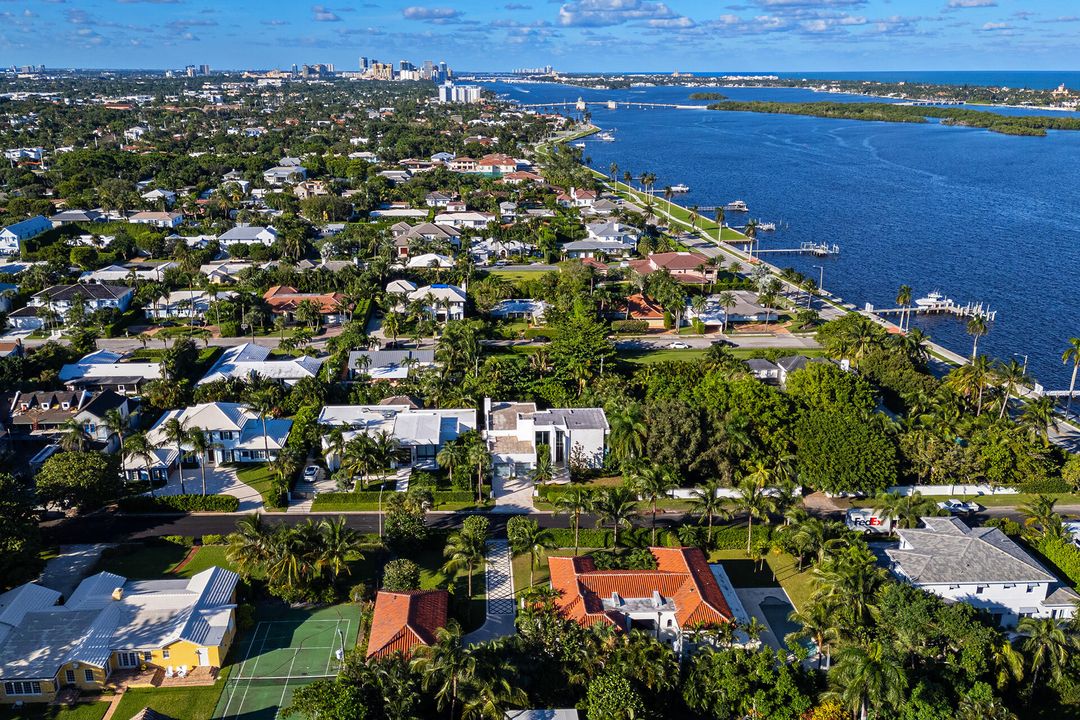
[213,605,361,720]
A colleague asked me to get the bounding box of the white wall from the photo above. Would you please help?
[887,484,1018,497]
[916,580,1056,628]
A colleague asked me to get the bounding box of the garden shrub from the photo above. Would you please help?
[1019,478,1073,494]
[611,319,649,335]
[1036,535,1080,588]
[119,494,240,513]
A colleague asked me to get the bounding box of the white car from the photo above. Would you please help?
[937,498,982,515]
[668,341,690,349]
[303,465,321,482]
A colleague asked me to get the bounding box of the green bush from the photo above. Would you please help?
[236,603,256,630]
[218,321,241,337]
[201,534,226,546]
[611,319,649,335]
[119,494,241,513]
[1019,478,1074,494]
[1036,535,1080,588]
[162,535,195,547]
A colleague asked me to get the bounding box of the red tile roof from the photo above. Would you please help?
[619,293,665,320]
[628,252,711,282]
[548,548,733,630]
[366,590,449,659]
[263,285,348,315]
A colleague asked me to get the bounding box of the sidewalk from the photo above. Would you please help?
[463,539,516,644]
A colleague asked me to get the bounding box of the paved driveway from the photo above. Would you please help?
[157,465,264,512]
[39,544,114,599]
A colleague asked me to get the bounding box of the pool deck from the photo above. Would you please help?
[733,586,795,652]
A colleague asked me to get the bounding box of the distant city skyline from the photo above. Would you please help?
[2,0,1078,73]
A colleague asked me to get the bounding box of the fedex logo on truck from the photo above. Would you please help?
[845,509,894,534]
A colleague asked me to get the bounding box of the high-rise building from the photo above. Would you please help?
[185,65,196,78]
[437,82,481,104]
[199,64,211,76]
[359,56,369,71]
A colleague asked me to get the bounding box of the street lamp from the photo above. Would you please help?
[812,264,825,294]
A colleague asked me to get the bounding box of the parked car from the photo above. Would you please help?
[1064,520,1080,548]
[937,498,982,515]
[668,341,690,349]
[711,338,735,347]
[303,465,321,482]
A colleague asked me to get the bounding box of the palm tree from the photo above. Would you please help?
[1020,494,1059,537]
[124,430,156,496]
[382,311,402,346]
[828,641,908,720]
[102,408,129,464]
[629,464,679,545]
[246,385,279,464]
[714,206,725,241]
[1021,395,1058,447]
[186,427,215,496]
[59,417,92,452]
[716,291,737,334]
[734,466,777,555]
[608,162,619,184]
[467,440,491,504]
[225,513,272,579]
[436,441,468,490]
[995,358,1027,419]
[553,487,592,554]
[593,486,639,547]
[508,521,553,588]
[318,516,363,578]
[530,446,554,486]
[443,527,487,598]
[744,219,758,260]
[1062,337,1080,413]
[870,491,940,529]
[786,599,840,669]
[161,416,189,494]
[605,402,647,464]
[1018,616,1076,690]
[895,284,912,332]
[967,314,988,360]
[410,623,476,720]
[689,480,730,546]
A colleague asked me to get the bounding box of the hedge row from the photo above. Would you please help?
[119,494,240,513]
[610,320,650,335]
[311,489,483,508]
[1037,535,1080,588]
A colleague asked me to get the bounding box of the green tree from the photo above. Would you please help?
[734,468,777,555]
[285,678,369,720]
[382,558,422,592]
[689,480,730,546]
[553,486,592,554]
[593,486,639,547]
[161,416,189,494]
[1018,617,1076,690]
[0,473,42,589]
[585,674,645,720]
[967,315,988,360]
[443,518,489,597]
[36,451,120,512]
[628,464,679,545]
[1062,337,1080,413]
[506,516,553,588]
[870,491,941,529]
[794,410,898,496]
[828,641,907,720]
[410,623,476,720]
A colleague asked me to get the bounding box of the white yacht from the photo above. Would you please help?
[671,183,690,193]
[597,131,616,142]
[915,291,951,307]
[725,200,749,212]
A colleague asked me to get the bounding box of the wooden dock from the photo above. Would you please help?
[749,242,839,257]
[871,300,996,322]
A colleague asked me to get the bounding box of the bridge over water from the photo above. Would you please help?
[516,99,708,111]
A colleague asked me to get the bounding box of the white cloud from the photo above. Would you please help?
[558,0,681,27]
[947,0,996,7]
[402,6,463,20]
[312,5,341,22]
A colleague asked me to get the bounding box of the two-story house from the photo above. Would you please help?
[10,284,134,330]
[317,404,476,471]
[0,215,52,255]
[484,399,608,475]
[884,517,1080,628]
[125,402,292,483]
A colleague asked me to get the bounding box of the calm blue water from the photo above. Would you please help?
[686,71,1080,90]
[485,81,1080,388]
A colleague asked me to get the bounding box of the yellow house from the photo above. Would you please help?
[0,567,238,704]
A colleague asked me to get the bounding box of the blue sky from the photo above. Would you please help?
[2,0,1078,72]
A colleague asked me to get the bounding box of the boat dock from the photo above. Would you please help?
[871,299,997,322]
[749,242,840,257]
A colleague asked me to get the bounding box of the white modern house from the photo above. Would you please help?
[484,399,608,475]
[146,289,235,320]
[406,253,455,270]
[262,166,307,185]
[317,404,477,471]
[218,225,278,247]
[884,517,1080,628]
[409,284,466,321]
[0,215,52,255]
[489,299,547,321]
[433,212,495,230]
[198,343,324,387]
[78,263,177,284]
[125,402,292,483]
[348,349,437,381]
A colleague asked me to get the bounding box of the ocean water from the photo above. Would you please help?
[691,71,1080,90]
[484,81,1080,388]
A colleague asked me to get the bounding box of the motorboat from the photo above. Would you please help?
[671,183,690,193]
[915,291,951,307]
[725,200,749,212]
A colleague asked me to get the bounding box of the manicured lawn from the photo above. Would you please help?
[95,542,192,579]
[709,549,780,588]
[766,550,815,612]
[234,464,286,511]
[407,540,486,632]
[111,673,228,720]
[489,269,555,283]
[0,701,110,720]
[709,548,813,611]
[176,545,236,577]
[512,548,555,596]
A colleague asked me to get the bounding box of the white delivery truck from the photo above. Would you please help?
[845,508,895,535]
[1065,520,1080,549]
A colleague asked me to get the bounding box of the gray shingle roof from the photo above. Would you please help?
[885,517,1056,585]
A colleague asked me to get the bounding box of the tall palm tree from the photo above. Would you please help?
[443,528,487,598]
[102,408,129,464]
[1062,337,1080,413]
[608,162,619,184]
[995,358,1027,419]
[124,430,156,496]
[735,465,777,555]
[410,623,476,720]
[896,284,912,332]
[593,486,639,548]
[225,513,272,579]
[870,491,941,529]
[318,516,363,578]
[467,440,490,505]
[605,402,647,464]
[1018,616,1076,690]
[161,416,189,494]
[1020,494,1060,537]
[714,206,725,241]
[744,219,759,260]
[436,441,468,490]
[716,291,737,334]
[689,480,730,545]
[246,385,279,464]
[186,427,215,496]
[629,464,679,545]
[786,599,840,669]
[828,641,908,720]
[1021,395,1058,447]
[553,487,592,554]
[59,417,91,452]
[967,314,988,360]
[508,521,553,588]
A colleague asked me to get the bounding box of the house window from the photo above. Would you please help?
[975,586,984,594]
[84,669,95,683]
[4,681,42,696]
[1027,585,1037,593]
[163,649,170,659]
[66,670,75,684]
[144,651,152,662]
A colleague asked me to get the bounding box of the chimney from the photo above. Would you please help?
[483,397,491,427]
[112,587,123,601]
